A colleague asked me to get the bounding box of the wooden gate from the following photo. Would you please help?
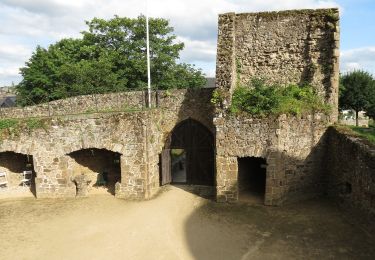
[160,118,215,186]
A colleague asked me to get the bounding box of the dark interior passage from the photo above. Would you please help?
[0,152,35,194]
[171,149,187,183]
[238,157,267,203]
[68,148,121,195]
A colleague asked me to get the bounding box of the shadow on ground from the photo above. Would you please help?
[184,197,375,260]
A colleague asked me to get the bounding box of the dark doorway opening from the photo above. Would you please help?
[238,157,267,204]
[68,148,121,195]
[160,118,215,186]
[0,151,36,196]
[171,149,187,183]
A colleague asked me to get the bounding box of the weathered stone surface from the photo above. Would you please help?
[214,8,339,204]
[325,127,375,231]
[215,8,340,118]
[0,88,214,199]
[0,9,355,212]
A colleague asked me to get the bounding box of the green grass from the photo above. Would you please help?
[349,125,375,144]
[25,118,46,130]
[0,119,19,130]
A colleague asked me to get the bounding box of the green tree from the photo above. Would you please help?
[339,70,375,126]
[17,15,206,106]
[366,105,375,120]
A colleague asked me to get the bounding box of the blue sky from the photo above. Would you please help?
[0,0,374,86]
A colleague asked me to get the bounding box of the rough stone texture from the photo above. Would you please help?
[0,91,147,119]
[0,9,347,208]
[215,9,340,117]
[0,152,33,187]
[214,9,339,204]
[215,113,329,205]
[0,88,214,199]
[325,127,375,231]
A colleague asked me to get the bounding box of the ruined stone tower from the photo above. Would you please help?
[214,8,340,204]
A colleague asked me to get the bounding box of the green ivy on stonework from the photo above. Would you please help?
[230,78,331,116]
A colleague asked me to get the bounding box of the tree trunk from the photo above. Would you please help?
[356,110,359,127]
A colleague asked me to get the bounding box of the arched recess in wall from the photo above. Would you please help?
[0,151,36,195]
[67,148,122,195]
[160,118,215,186]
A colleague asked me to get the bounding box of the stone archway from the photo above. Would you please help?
[160,118,215,186]
[0,151,36,195]
[67,148,122,195]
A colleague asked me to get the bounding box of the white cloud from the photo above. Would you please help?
[178,37,217,63]
[0,0,342,86]
[340,47,375,75]
[0,44,31,61]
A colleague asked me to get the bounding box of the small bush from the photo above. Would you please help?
[230,78,330,116]
[211,89,224,106]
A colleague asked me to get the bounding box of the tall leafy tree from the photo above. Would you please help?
[17,15,206,105]
[339,70,375,126]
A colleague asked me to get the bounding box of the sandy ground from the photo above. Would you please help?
[0,185,374,260]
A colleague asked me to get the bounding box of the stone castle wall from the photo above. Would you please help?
[216,9,340,116]
[0,91,145,119]
[0,88,212,119]
[325,127,375,231]
[1,8,357,209]
[214,9,339,204]
[0,88,214,199]
[215,113,329,204]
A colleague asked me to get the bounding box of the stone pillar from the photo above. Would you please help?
[330,15,340,122]
[73,174,91,197]
[216,156,238,202]
[34,155,76,198]
[115,153,146,199]
[215,12,237,109]
[264,150,285,206]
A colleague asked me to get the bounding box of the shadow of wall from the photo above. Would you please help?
[324,126,375,233]
[67,148,122,195]
[0,151,36,195]
[215,112,330,205]
[183,195,375,260]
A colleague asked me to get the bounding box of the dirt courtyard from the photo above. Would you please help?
[0,186,374,260]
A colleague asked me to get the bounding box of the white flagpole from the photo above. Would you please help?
[146,0,151,108]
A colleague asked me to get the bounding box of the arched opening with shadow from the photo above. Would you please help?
[238,157,267,204]
[67,148,121,195]
[160,118,215,188]
[0,151,36,196]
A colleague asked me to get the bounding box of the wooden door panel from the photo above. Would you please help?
[160,149,171,185]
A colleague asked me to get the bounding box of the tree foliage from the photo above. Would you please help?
[339,70,375,124]
[17,15,206,106]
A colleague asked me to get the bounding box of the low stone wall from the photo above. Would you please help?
[0,88,214,119]
[339,118,369,127]
[0,91,146,119]
[325,127,375,229]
